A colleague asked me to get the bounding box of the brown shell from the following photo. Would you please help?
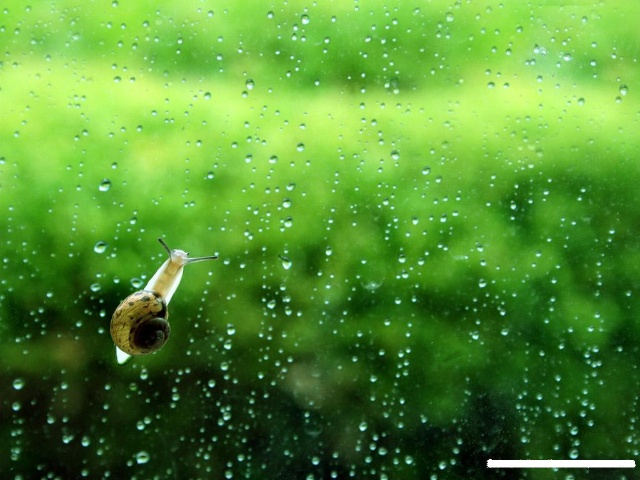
[110,290,170,355]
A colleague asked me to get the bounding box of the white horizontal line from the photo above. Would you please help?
[487,460,635,469]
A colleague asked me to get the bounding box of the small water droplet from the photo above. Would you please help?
[301,14,310,25]
[98,179,112,192]
[619,84,628,96]
[13,378,25,390]
[280,256,292,270]
[245,79,255,90]
[135,451,150,465]
[94,241,108,254]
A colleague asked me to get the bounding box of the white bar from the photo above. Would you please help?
[487,459,635,469]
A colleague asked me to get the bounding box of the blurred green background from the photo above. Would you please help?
[1,1,640,478]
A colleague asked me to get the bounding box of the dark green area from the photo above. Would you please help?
[1,1,639,478]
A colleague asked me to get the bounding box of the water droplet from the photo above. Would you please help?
[245,79,255,90]
[301,14,310,25]
[280,255,292,270]
[445,12,454,22]
[98,179,112,192]
[135,451,150,465]
[619,84,628,96]
[422,166,431,175]
[94,241,108,254]
[478,279,487,288]
[12,378,25,390]
[362,280,383,291]
[282,198,292,208]
[386,77,400,93]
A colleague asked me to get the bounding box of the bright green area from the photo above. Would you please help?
[1,1,640,478]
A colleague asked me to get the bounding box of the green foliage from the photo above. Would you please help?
[1,1,640,478]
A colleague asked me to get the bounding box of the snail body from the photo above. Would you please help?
[110,238,217,364]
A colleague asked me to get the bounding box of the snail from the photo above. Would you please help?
[110,238,217,364]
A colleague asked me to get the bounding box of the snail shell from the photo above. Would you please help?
[110,238,217,364]
[110,290,170,355]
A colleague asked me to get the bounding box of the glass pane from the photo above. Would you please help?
[1,1,638,479]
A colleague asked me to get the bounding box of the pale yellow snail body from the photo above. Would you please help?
[110,238,217,364]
